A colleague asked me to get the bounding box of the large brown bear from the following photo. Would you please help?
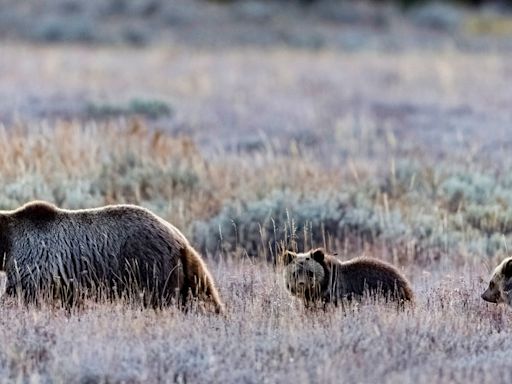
[283,248,413,307]
[0,201,224,313]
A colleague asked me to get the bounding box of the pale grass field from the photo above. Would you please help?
[0,261,510,383]
[0,31,512,383]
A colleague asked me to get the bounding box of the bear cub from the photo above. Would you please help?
[482,257,512,306]
[283,248,413,307]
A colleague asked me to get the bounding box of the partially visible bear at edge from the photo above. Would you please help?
[283,248,413,307]
[0,201,224,313]
[482,257,512,306]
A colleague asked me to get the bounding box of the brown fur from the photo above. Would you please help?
[0,201,224,313]
[283,248,413,306]
[482,257,512,306]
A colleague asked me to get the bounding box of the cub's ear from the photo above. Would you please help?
[503,259,512,278]
[282,250,297,265]
[311,248,325,262]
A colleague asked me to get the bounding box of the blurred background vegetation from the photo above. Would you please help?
[1,0,512,47]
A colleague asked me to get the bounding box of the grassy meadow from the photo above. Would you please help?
[2,1,512,383]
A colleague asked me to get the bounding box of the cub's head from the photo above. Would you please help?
[282,248,328,301]
[482,257,512,305]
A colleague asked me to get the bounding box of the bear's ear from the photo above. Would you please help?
[503,259,512,278]
[311,248,325,262]
[282,250,297,265]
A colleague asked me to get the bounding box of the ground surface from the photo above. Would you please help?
[1,1,512,383]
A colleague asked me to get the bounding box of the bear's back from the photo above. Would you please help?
[6,203,183,276]
[335,257,413,301]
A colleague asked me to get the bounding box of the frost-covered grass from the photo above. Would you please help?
[0,263,510,384]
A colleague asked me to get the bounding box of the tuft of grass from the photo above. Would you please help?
[193,191,347,260]
[30,15,98,43]
[86,98,173,119]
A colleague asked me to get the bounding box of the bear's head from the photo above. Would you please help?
[482,257,512,305]
[282,248,328,302]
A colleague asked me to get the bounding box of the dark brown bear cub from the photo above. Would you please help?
[0,201,224,313]
[283,248,413,306]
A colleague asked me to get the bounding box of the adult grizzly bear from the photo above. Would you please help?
[282,248,413,307]
[481,257,512,306]
[0,201,224,313]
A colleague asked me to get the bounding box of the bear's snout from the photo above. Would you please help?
[481,288,498,303]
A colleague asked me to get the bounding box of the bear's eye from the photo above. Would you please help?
[489,281,495,289]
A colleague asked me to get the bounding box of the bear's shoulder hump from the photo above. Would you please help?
[13,201,59,221]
